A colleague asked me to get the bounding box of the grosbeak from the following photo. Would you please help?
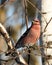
[15,18,40,49]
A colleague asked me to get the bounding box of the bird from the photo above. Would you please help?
[15,18,41,49]
[15,18,41,65]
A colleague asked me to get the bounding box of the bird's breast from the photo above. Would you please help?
[23,29,40,46]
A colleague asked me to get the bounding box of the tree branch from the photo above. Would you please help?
[41,17,52,35]
[0,23,13,49]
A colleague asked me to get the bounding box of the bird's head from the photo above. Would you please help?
[32,18,40,25]
[31,18,40,30]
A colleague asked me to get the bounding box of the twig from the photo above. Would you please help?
[41,17,52,35]
[0,23,13,49]
[26,0,47,24]
[0,0,8,8]
[44,17,52,32]
[0,0,15,8]
[16,49,28,65]
[24,0,28,29]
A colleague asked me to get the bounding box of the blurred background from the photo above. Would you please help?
[0,0,38,42]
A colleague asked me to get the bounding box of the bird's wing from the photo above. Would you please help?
[15,27,31,48]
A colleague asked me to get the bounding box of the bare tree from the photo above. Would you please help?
[41,0,52,65]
